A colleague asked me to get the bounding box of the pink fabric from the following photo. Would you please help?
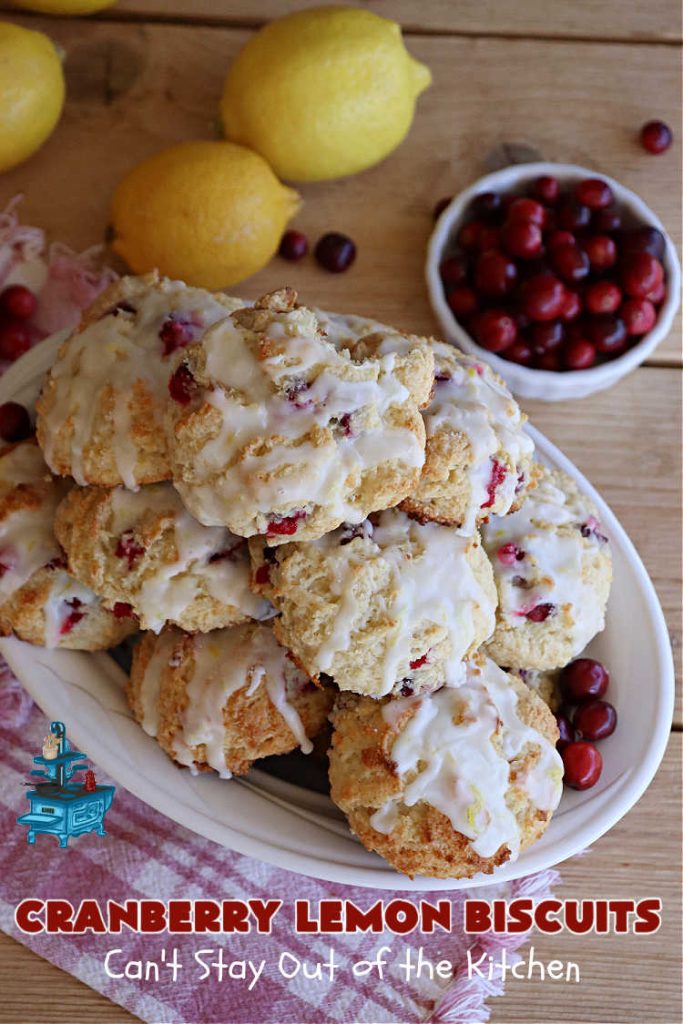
[0,677,559,1024]
[0,208,560,1022]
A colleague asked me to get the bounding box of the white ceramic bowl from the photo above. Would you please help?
[0,335,674,890]
[426,162,681,401]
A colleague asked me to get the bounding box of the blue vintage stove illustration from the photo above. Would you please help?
[17,721,114,848]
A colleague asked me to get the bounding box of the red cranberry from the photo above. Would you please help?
[501,219,542,259]
[481,458,507,509]
[575,178,614,210]
[112,601,135,619]
[0,320,31,361]
[278,230,309,261]
[159,316,194,357]
[562,741,603,790]
[266,510,307,536]
[497,542,524,566]
[536,350,561,371]
[168,364,197,405]
[475,309,517,352]
[620,252,664,299]
[640,119,673,155]
[474,250,517,296]
[533,175,560,204]
[409,653,429,670]
[620,226,665,261]
[520,273,566,322]
[440,255,469,287]
[314,233,356,273]
[503,340,533,365]
[547,230,576,252]
[0,401,31,442]
[585,280,622,315]
[555,713,575,751]
[0,284,36,320]
[472,192,502,220]
[573,700,617,741]
[60,597,86,636]
[115,530,145,569]
[254,564,271,585]
[564,338,597,370]
[586,314,627,354]
[622,297,656,335]
[584,234,617,271]
[447,286,478,318]
[531,320,563,353]
[550,243,590,284]
[561,290,582,322]
[645,278,666,304]
[593,207,622,233]
[476,225,501,252]
[560,658,609,702]
[458,220,484,251]
[507,197,545,225]
[557,199,591,232]
[525,602,555,622]
[433,196,453,220]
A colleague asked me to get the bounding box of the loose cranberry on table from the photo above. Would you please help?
[562,741,603,790]
[0,285,36,321]
[314,232,356,273]
[640,119,673,155]
[0,320,31,361]
[573,699,617,741]
[0,401,32,442]
[278,230,309,262]
[560,657,609,702]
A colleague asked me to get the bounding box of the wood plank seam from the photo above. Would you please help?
[0,6,682,48]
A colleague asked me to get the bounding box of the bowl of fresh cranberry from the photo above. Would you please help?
[426,162,681,400]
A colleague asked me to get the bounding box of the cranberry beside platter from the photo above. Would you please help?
[427,163,680,401]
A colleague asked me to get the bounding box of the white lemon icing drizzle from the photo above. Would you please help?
[165,625,312,778]
[40,282,243,489]
[137,630,177,738]
[307,509,495,695]
[173,309,424,529]
[481,470,609,654]
[108,483,270,632]
[0,444,63,601]
[366,336,533,534]
[43,572,99,648]
[313,309,390,351]
[369,658,563,860]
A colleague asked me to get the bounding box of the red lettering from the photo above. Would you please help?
[194,901,220,932]
[465,900,491,933]
[108,901,139,933]
[385,900,418,934]
[419,900,451,934]
[319,899,344,932]
[294,900,317,933]
[46,900,74,933]
[345,900,384,933]
[73,900,107,934]
[535,899,562,934]
[250,899,281,933]
[168,901,192,933]
[610,900,635,933]
[220,901,250,933]
[15,899,44,934]
[635,898,661,934]
[139,900,166,932]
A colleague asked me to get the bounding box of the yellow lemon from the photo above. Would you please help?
[220,6,432,183]
[10,1,116,13]
[0,21,65,173]
[111,140,301,289]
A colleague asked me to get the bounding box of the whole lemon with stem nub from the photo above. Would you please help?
[0,21,65,173]
[111,141,301,290]
[220,6,432,183]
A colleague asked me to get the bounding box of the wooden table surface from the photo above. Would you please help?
[0,2,680,1022]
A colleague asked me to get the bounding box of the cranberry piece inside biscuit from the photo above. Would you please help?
[60,597,86,635]
[481,458,507,509]
[168,364,197,404]
[115,530,145,569]
[266,510,307,536]
[525,602,555,622]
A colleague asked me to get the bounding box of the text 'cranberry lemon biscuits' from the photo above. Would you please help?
[54,482,271,634]
[329,656,563,879]
[0,441,135,649]
[128,622,333,778]
[36,274,244,489]
[166,288,434,543]
[354,334,534,532]
[482,465,612,670]
[250,508,496,697]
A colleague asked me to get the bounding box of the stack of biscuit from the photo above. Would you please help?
[5,273,612,879]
